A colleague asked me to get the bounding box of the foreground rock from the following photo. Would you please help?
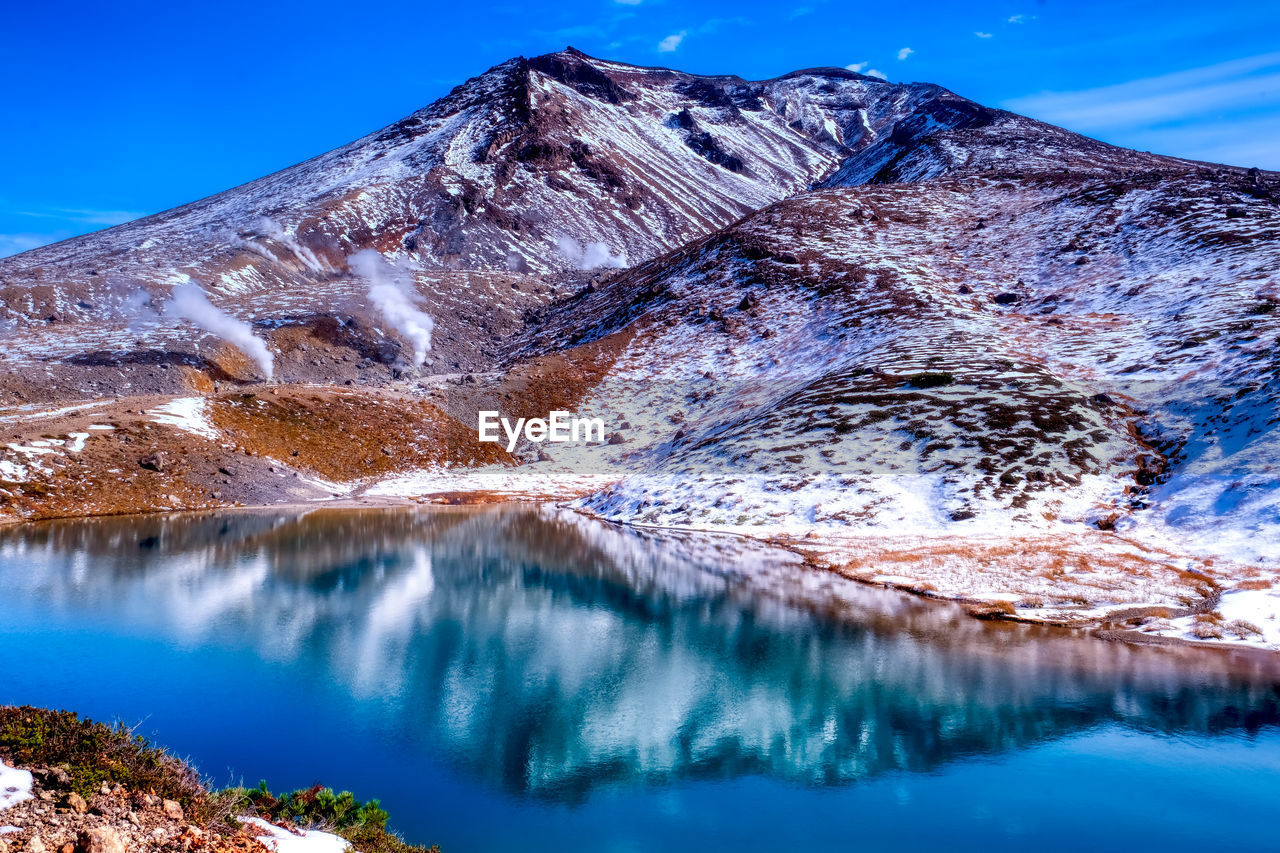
[0,773,260,853]
[0,708,437,853]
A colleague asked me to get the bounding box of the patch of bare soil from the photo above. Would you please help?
[0,408,226,521]
[207,387,510,482]
[0,386,510,522]
[437,327,634,435]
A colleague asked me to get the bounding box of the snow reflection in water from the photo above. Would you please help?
[1,505,1278,843]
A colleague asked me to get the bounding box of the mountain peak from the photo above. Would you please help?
[777,66,882,83]
[0,50,1212,290]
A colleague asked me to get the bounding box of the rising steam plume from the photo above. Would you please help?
[349,249,435,368]
[227,217,326,274]
[556,236,627,270]
[254,217,326,273]
[167,282,275,379]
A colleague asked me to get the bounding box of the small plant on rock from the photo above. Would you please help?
[235,781,436,853]
[1226,619,1264,640]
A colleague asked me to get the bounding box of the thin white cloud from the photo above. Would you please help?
[658,30,686,52]
[695,17,747,34]
[1004,52,1280,169]
[615,0,642,4]
[1008,14,1025,23]
[17,207,144,226]
[975,31,993,39]
[0,206,148,257]
[1116,112,1280,169]
[0,233,65,258]
[897,47,913,60]
[1005,52,1280,130]
[867,69,887,80]
[845,61,868,73]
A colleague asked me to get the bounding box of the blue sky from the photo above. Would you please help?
[2,0,1278,258]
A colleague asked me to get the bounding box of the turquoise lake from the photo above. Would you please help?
[2,506,1279,851]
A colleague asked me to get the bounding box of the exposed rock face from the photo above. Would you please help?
[0,47,1182,332]
[0,767,256,853]
[0,49,956,316]
[65,792,87,814]
[75,826,126,853]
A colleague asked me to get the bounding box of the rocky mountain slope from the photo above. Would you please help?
[1,50,970,324]
[0,47,1199,378]
[1,49,1277,646]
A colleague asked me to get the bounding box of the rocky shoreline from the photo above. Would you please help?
[2,467,1276,658]
[0,768,260,853]
[0,707,435,853]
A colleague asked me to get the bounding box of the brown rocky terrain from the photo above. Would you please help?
[0,777,260,853]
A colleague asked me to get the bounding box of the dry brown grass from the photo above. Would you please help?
[1190,622,1225,639]
[808,530,1235,620]
[1236,578,1274,591]
[1226,619,1264,639]
[834,536,1197,587]
[419,491,524,505]
[965,599,1018,619]
[0,420,221,521]
[208,387,510,482]
[496,329,633,421]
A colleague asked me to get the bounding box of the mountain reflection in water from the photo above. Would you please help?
[2,505,1278,809]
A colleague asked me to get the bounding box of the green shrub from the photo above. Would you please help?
[233,781,438,853]
[0,706,209,820]
[2,706,439,853]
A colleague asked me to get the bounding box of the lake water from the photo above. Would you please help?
[2,506,1279,852]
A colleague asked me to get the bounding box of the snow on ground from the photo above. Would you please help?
[0,760,33,812]
[295,472,357,499]
[148,397,219,440]
[0,54,1274,652]
[367,464,616,500]
[2,442,60,482]
[0,49,946,314]
[1217,587,1280,648]
[241,817,350,853]
[0,402,106,425]
[0,417,102,484]
[1129,584,1280,651]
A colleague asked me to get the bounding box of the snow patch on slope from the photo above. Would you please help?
[0,761,33,812]
[242,817,350,853]
[149,397,219,440]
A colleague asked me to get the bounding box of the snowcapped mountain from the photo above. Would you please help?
[0,48,1186,324]
[0,51,905,307]
[1,48,1277,644]
[547,174,1280,563]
